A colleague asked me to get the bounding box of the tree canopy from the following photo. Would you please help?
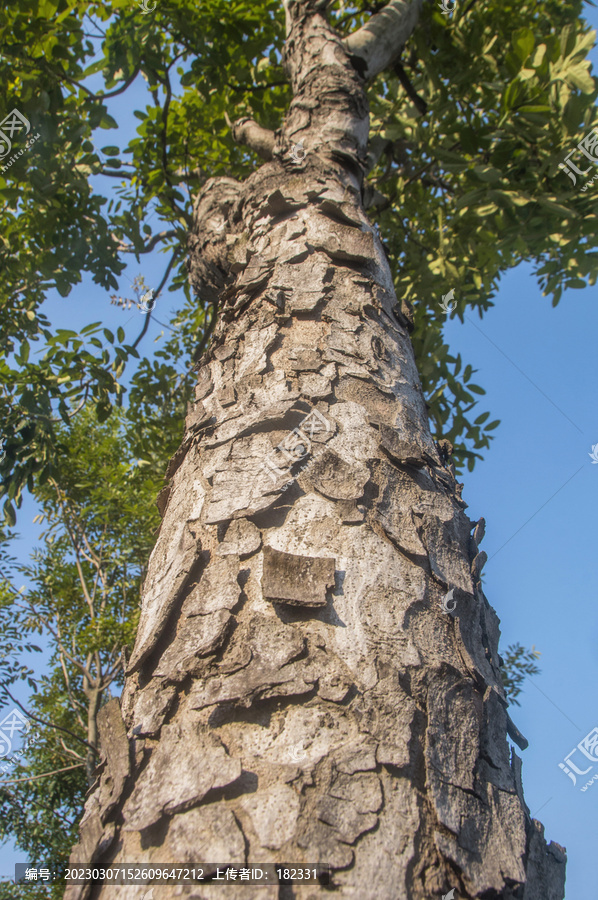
[0,406,165,899]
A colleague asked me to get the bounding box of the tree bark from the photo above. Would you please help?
[65,2,566,897]
[84,684,101,786]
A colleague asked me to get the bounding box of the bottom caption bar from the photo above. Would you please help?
[15,864,330,885]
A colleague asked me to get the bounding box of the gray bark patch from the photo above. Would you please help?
[262,545,336,606]
[122,725,242,831]
[307,448,369,500]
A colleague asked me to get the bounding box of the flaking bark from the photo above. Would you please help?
[65,1,566,897]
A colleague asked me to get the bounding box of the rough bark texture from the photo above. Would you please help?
[65,2,566,898]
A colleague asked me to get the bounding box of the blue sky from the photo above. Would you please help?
[1,2,598,896]
[444,264,598,899]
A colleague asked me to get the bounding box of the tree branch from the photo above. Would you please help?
[131,250,178,350]
[343,0,424,82]
[193,300,219,363]
[231,117,276,161]
[117,230,177,255]
[12,599,93,679]
[152,61,191,225]
[0,683,92,751]
[51,482,95,619]
[58,650,87,732]
[59,737,85,761]
[394,60,427,114]
[229,80,288,95]
[10,792,75,827]
[0,762,85,786]
[33,57,139,103]
[365,135,392,174]
[66,67,139,102]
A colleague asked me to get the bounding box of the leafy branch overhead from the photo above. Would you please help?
[0,0,596,519]
[500,642,542,707]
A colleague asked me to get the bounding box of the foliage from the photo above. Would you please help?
[0,678,87,900]
[500,642,542,706]
[0,405,172,894]
[20,406,157,683]
[0,535,43,692]
[359,0,598,468]
[0,318,140,526]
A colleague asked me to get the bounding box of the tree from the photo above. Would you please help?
[2,0,596,896]
[7,407,159,775]
[0,407,171,899]
[54,0,596,896]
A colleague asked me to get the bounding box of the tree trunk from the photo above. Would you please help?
[84,684,101,786]
[65,2,566,897]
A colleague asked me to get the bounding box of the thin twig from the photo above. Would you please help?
[59,737,84,762]
[394,61,427,114]
[118,230,178,255]
[12,792,75,826]
[193,301,218,363]
[0,683,92,751]
[0,763,85,786]
[229,80,288,94]
[131,250,178,350]
[48,65,140,102]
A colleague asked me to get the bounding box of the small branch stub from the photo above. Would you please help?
[231,117,276,160]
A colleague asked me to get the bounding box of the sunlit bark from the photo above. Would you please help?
[64,2,566,897]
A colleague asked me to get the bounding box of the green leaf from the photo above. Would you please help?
[81,57,108,78]
[3,500,16,527]
[512,27,535,62]
[99,112,118,130]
